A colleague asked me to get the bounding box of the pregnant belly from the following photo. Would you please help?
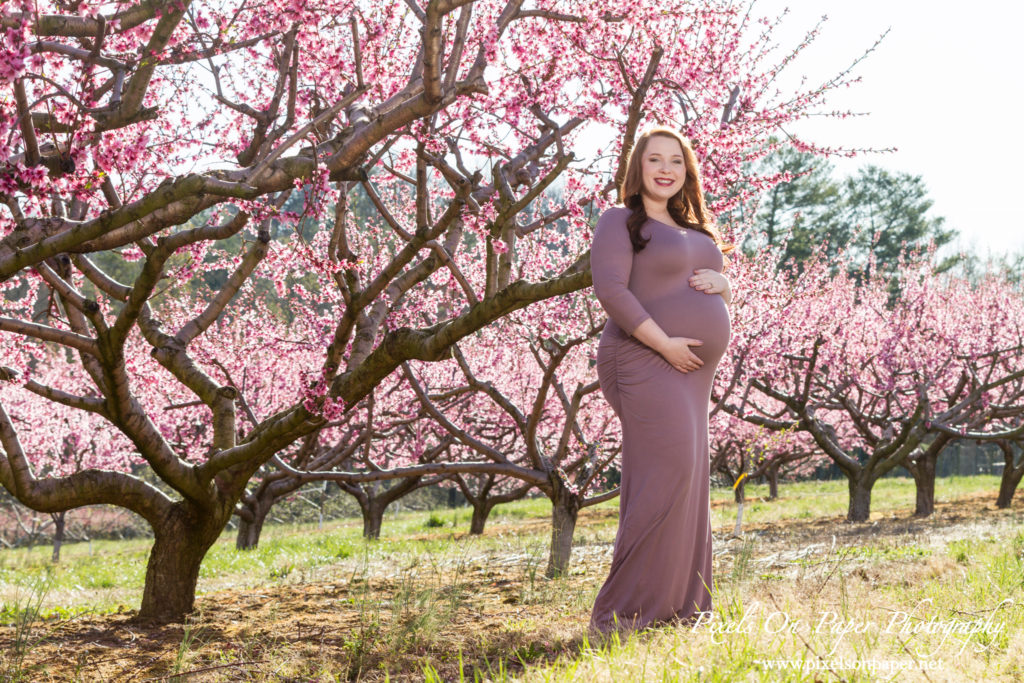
[643,288,731,366]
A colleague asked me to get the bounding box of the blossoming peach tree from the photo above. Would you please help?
[715,244,1024,522]
[1,0,869,621]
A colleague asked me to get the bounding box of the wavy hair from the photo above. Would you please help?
[619,126,733,255]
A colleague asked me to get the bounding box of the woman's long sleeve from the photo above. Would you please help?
[590,209,653,336]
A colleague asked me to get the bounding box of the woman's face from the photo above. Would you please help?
[640,135,687,204]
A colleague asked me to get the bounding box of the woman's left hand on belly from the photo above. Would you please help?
[688,269,728,295]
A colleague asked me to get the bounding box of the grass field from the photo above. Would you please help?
[0,474,1022,681]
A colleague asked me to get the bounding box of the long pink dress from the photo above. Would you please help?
[588,206,731,633]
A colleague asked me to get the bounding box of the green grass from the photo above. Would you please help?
[0,492,569,623]
[709,473,1003,528]
[0,474,1006,620]
[1,473,1021,680]
[511,527,1024,681]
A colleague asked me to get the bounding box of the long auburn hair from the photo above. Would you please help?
[619,126,734,255]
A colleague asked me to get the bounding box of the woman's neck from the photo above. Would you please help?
[641,196,670,221]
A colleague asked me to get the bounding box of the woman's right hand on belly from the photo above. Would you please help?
[659,337,705,374]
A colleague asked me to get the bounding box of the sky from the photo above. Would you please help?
[747,0,1024,260]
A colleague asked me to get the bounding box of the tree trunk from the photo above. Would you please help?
[996,442,1024,509]
[847,474,874,522]
[236,497,272,550]
[995,468,1023,508]
[469,501,494,535]
[767,466,779,500]
[50,511,65,563]
[236,474,306,549]
[137,505,224,623]
[337,476,427,541]
[545,481,580,578]
[908,453,936,518]
[362,499,386,540]
[902,434,951,518]
[732,478,745,536]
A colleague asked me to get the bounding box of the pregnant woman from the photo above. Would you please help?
[589,126,734,635]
